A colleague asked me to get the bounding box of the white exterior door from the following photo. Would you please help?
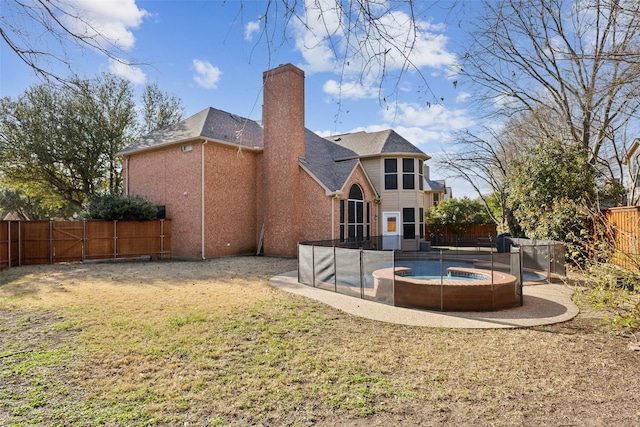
[382,212,401,250]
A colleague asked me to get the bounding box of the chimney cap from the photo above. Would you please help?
[263,63,305,78]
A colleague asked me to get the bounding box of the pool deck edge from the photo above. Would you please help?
[269,270,579,329]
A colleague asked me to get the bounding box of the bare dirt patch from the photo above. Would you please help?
[1,256,639,426]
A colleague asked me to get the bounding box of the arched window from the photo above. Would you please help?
[348,184,364,242]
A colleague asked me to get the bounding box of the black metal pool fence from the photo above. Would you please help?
[297,235,565,308]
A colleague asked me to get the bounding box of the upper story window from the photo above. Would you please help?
[403,158,415,189]
[418,162,424,191]
[433,193,440,206]
[384,158,398,190]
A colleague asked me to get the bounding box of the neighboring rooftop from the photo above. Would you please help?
[425,177,446,192]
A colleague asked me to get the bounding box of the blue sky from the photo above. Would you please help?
[0,0,482,197]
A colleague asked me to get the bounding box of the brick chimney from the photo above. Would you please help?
[261,64,305,256]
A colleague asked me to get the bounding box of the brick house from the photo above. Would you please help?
[119,64,441,258]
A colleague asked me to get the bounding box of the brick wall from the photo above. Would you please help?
[298,172,334,242]
[126,144,203,258]
[202,143,259,256]
[261,64,306,256]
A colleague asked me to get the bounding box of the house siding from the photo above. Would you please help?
[262,64,305,256]
[374,157,426,251]
[360,157,382,194]
[298,170,333,243]
[126,143,203,258]
[202,144,259,257]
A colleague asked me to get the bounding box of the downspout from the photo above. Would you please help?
[201,141,207,260]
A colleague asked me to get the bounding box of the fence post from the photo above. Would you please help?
[49,220,53,265]
[391,249,395,306]
[440,249,444,312]
[333,246,337,293]
[7,220,11,268]
[359,249,364,299]
[491,250,494,311]
[547,244,552,284]
[113,220,117,259]
[18,221,21,266]
[312,244,317,288]
[82,220,87,262]
[519,247,524,306]
[160,219,165,259]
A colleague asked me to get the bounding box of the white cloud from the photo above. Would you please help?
[322,79,379,100]
[192,59,222,89]
[292,0,457,77]
[61,0,148,51]
[455,92,471,103]
[382,102,474,131]
[244,20,261,41]
[108,58,146,84]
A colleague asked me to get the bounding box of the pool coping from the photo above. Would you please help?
[269,270,579,329]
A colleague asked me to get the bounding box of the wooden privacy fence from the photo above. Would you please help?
[601,207,640,271]
[429,223,498,247]
[0,219,170,271]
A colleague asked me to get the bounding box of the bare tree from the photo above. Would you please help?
[441,102,582,233]
[3,0,461,105]
[460,0,640,192]
[1,0,143,83]
[239,0,462,107]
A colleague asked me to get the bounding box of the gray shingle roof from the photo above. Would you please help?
[301,130,359,193]
[326,129,429,159]
[425,178,446,192]
[119,107,263,155]
[119,107,427,194]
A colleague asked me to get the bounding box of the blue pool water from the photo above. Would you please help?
[408,275,481,282]
[395,260,475,276]
[395,260,546,282]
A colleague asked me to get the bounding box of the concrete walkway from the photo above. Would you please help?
[269,271,579,329]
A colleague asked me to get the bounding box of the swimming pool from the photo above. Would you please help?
[395,260,546,282]
[372,265,519,311]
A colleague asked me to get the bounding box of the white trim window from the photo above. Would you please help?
[402,158,415,190]
[384,158,398,190]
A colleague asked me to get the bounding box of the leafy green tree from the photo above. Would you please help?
[507,140,596,263]
[141,82,184,134]
[0,74,182,216]
[0,75,135,210]
[84,194,158,221]
[0,187,47,220]
[425,197,492,236]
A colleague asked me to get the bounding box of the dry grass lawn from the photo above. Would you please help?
[1,256,639,426]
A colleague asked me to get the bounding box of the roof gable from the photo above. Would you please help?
[325,129,429,159]
[300,129,359,192]
[119,107,263,155]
